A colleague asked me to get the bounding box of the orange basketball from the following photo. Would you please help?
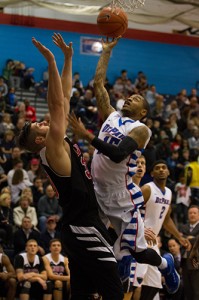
[97,7,128,38]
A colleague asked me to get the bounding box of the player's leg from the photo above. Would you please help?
[61,224,124,300]
[53,280,63,300]
[140,285,160,300]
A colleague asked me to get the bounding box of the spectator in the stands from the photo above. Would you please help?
[40,216,61,254]
[1,130,15,159]
[24,98,36,122]
[188,127,199,151]
[13,194,38,229]
[1,113,15,132]
[10,168,32,206]
[7,158,29,187]
[0,77,8,98]
[155,132,171,160]
[72,72,83,89]
[0,91,6,113]
[145,84,159,110]
[23,67,35,90]
[21,187,33,205]
[6,87,18,109]
[37,184,62,233]
[27,158,42,183]
[0,192,13,248]
[184,150,199,206]
[13,117,25,135]
[189,88,199,101]
[13,216,45,255]
[164,100,181,120]
[77,89,98,129]
[176,88,190,109]
[9,60,25,89]
[31,177,45,208]
[2,59,15,85]
[70,90,80,113]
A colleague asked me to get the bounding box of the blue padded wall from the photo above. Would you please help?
[0,25,199,94]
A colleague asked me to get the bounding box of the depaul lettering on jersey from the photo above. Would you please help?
[155,197,170,205]
[102,124,125,139]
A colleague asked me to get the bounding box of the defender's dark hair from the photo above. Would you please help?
[16,121,40,153]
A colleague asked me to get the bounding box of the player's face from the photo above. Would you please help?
[135,157,146,178]
[151,163,169,180]
[31,121,49,137]
[26,242,38,255]
[121,95,146,119]
[50,242,62,254]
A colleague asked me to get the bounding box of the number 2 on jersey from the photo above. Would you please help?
[159,206,166,219]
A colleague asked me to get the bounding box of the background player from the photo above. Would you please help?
[43,239,70,300]
[134,160,191,300]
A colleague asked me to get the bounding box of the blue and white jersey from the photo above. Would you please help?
[92,111,151,192]
[144,181,172,235]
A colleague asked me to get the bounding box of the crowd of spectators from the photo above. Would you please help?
[0,59,198,299]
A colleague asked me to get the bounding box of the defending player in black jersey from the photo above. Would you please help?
[16,33,123,300]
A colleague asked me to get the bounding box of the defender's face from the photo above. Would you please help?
[31,121,49,136]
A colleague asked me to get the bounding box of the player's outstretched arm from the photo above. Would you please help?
[32,38,70,175]
[94,37,120,121]
[52,33,73,108]
[69,112,139,163]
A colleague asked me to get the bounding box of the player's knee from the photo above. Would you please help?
[54,280,63,290]
[8,277,17,288]
[20,280,31,294]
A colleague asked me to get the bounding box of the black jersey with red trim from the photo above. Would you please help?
[40,137,99,226]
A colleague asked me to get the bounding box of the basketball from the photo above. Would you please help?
[97,7,128,38]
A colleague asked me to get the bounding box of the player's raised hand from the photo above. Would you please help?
[68,111,88,139]
[32,37,55,62]
[102,36,121,52]
[52,32,73,57]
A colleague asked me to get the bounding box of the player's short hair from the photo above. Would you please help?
[26,239,38,246]
[49,238,62,247]
[16,121,40,153]
[151,160,168,171]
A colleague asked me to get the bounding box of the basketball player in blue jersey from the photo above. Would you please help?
[68,37,189,295]
[134,160,191,300]
[16,34,123,300]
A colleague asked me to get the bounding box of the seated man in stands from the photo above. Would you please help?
[13,216,45,256]
[14,239,52,300]
[0,244,17,300]
[41,216,61,254]
[43,239,70,300]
